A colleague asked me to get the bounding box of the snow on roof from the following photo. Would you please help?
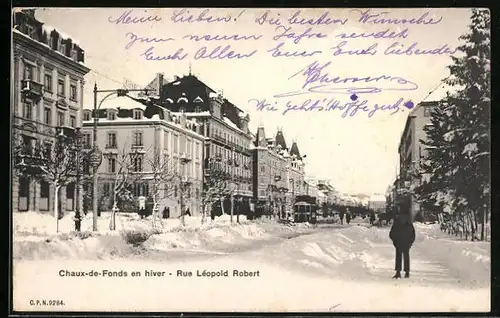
[178,96,188,103]
[171,111,211,117]
[42,24,80,45]
[172,81,181,85]
[100,96,147,110]
[13,28,85,66]
[82,117,206,139]
[209,92,218,98]
[165,98,174,103]
[223,116,242,132]
[193,96,203,103]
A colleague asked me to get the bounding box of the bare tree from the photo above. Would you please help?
[201,164,230,224]
[145,151,192,227]
[146,147,177,229]
[13,130,77,233]
[108,142,143,231]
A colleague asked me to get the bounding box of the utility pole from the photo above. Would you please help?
[91,84,150,231]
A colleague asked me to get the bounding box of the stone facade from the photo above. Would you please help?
[82,104,206,217]
[12,9,90,214]
[398,101,439,219]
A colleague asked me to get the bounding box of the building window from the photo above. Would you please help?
[43,108,51,125]
[39,181,50,211]
[70,115,76,127]
[107,111,116,120]
[173,134,178,153]
[23,102,33,120]
[133,131,143,147]
[107,132,117,148]
[103,183,110,197]
[44,74,52,92]
[133,156,143,172]
[260,165,265,173]
[108,157,116,173]
[83,133,91,148]
[133,110,142,120]
[83,111,91,121]
[424,107,435,117]
[70,84,77,101]
[134,183,149,197]
[24,64,33,80]
[57,79,65,96]
[57,111,65,126]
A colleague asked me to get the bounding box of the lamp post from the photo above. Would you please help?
[91,84,149,231]
[74,127,83,232]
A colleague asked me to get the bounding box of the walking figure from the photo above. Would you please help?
[346,209,351,224]
[389,213,416,279]
[369,211,376,225]
[339,211,345,225]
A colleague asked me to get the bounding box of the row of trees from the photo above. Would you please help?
[13,130,246,233]
[415,9,490,241]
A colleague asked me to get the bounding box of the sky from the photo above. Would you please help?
[31,7,473,195]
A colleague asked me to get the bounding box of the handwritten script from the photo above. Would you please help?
[104,8,457,117]
[274,60,419,98]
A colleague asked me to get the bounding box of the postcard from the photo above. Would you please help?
[11,7,491,313]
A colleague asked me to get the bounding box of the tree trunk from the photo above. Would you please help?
[220,197,225,215]
[180,193,185,227]
[201,203,206,225]
[230,193,234,224]
[53,184,60,233]
[110,193,118,231]
[480,206,485,241]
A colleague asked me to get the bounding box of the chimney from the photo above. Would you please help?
[240,113,250,134]
[156,73,164,96]
[180,112,187,128]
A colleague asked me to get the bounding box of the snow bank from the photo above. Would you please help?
[13,212,313,260]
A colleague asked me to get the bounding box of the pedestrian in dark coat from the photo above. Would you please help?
[339,211,345,225]
[369,211,376,225]
[389,213,416,278]
[346,212,351,224]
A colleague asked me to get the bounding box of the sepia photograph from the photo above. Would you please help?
[10,7,491,313]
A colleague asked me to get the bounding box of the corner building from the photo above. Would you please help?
[12,9,90,214]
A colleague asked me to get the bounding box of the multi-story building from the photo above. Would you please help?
[398,101,440,220]
[12,9,90,213]
[252,126,288,217]
[252,126,306,217]
[138,74,254,213]
[81,97,206,217]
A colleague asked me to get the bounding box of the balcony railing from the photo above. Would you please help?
[21,79,43,100]
[180,152,192,163]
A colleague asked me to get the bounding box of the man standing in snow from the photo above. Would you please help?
[389,213,416,278]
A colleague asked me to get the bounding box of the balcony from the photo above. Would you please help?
[21,79,43,101]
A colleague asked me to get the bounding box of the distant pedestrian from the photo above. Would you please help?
[185,208,191,217]
[370,211,376,225]
[339,211,345,225]
[389,213,416,279]
[346,209,351,224]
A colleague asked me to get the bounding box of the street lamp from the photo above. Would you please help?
[91,84,149,231]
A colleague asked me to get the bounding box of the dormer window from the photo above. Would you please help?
[133,109,143,120]
[60,43,66,55]
[179,106,186,113]
[107,111,116,120]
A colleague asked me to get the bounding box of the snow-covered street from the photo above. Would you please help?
[13,216,490,312]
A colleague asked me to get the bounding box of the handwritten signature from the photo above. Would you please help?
[249,96,405,117]
[273,60,418,98]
